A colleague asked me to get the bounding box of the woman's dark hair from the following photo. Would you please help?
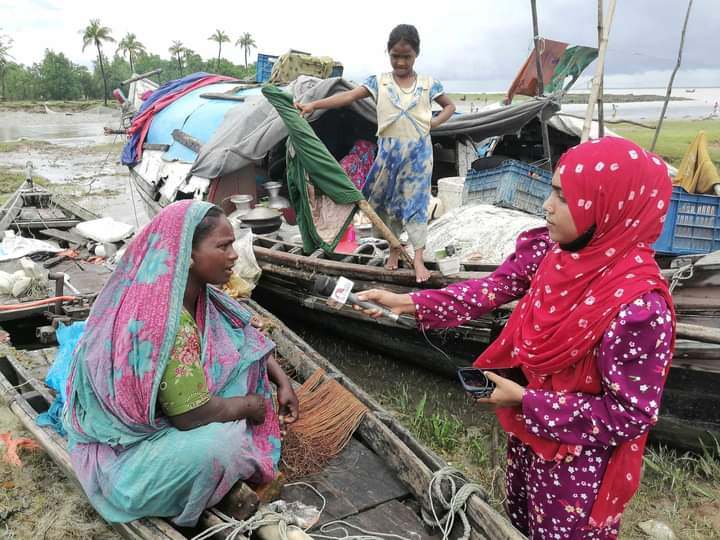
[192,206,225,248]
[387,24,420,54]
[560,224,596,252]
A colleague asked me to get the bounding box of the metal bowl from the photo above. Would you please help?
[240,207,282,234]
[240,207,282,222]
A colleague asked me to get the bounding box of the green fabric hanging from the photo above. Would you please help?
[262,85,364,254]
[547,45,598,94]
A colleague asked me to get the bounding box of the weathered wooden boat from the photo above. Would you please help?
[0,173,114,327]
[0,299,523,540]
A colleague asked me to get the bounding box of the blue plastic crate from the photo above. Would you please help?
[463,160,552,215]
[653,187,720,255]
[330,63,344,78]
[256,53,279,83]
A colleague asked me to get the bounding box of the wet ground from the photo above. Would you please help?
[0,110,150,226]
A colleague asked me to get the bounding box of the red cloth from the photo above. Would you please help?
[475,137,675,528]
[128,75,233,163]
[505,38,568,102]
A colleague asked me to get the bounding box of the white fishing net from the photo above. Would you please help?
[425,204,544,264]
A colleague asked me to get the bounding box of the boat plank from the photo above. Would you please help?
[41,228,87,246]
[53,194,100,222]
[281,438,409,527]
[337,499,438,539]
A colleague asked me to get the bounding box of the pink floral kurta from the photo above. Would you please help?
[410,229,673,539]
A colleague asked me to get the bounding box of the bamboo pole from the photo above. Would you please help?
[530,0,552,163]
[597,0,605,137]
[581,0,617,142]
[356,200,413,267]
[651,0,694,152]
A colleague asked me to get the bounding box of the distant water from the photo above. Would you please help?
[444,82,720,121]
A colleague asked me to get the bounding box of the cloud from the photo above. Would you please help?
[0,0,717,89]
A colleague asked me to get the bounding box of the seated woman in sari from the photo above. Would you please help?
[63,201,298,526]
[356,137,675,539]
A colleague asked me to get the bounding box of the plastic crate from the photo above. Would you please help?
[256,53,279,83]
[463,160,552,215]
[330,63,344,78]
[653,187,720,255]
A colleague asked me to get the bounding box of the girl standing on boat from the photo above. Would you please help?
[295,24,456,282]
[354,137,675,538]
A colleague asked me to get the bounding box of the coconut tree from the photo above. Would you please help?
[168,40,185,76]
[80,19,115,106]
[208,29,230,71]
[118,32,145,73]
[235,32,257,69]
[0,31,13,101]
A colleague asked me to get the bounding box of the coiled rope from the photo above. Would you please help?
[421,466,486,540]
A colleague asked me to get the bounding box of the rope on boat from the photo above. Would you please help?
[669,263,694,293]
[193,468,485,540]
[421,466,486,540]
[191,482,417,540]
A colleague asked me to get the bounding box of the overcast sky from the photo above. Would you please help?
[1,0,718,91]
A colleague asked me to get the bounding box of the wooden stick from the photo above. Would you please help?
[676,322,720,345]
[651,0,694,152]
[597,0,605,137]
[530,0,552,163]
[356,200,413,267]
[581,0,617,142]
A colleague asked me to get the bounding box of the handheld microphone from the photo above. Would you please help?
[312,275,416,329]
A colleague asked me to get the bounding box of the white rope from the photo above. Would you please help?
[192,469,484,540]
[311,521,417,540]
[421,466,486,540]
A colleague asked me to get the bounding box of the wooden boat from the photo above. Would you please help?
[0,299,523,540]
[0,175,112,327]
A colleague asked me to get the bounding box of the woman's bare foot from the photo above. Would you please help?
[385,246,401,270]
[413,249,431,283]
[217,481,259,520]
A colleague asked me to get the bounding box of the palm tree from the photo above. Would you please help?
[80,19,115,106]
[235,32,257,69]
[168,40,185,76]
[208,29,230,71]
[0,31,13,101]
[118,32,145,73]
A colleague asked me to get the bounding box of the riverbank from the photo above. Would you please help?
[446,92,691,104]
[0,100,117,114]
[615,119,720,167]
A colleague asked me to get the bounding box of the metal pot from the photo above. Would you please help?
[239,207,282,234]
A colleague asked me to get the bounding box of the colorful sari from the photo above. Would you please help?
[63,200,281,526]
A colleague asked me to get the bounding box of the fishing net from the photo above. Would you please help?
[280,369,367,480]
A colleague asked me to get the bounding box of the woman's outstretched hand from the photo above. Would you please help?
[294,101,315,117]
[473,370,526,408]
[353,289,416,319]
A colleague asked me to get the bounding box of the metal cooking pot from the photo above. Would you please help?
[239,207,282,234]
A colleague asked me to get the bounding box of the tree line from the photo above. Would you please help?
[0,21,259,104]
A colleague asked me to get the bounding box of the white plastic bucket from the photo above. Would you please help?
[437,177,466,215]
[437,256,461,276]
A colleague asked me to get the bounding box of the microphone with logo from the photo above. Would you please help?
[312,275,416,329]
